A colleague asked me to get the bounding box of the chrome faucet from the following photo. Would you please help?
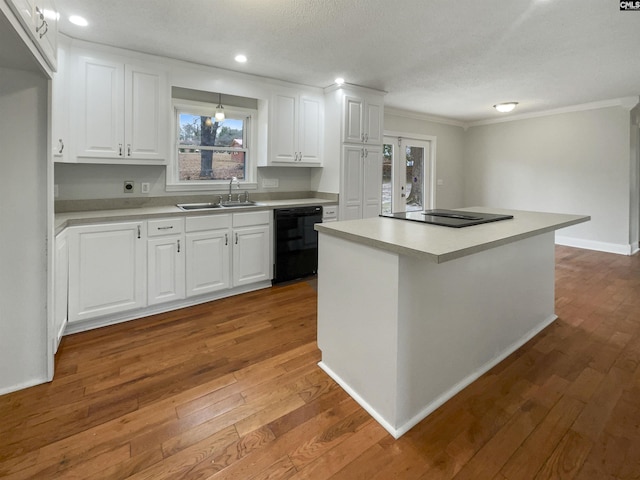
[228,176,239,202]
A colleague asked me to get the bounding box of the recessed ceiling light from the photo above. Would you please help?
[69,15,88,26]
[493,102,518,113]
[235,54,247,63]
[335,77,345,85]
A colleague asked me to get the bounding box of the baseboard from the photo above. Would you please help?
[555,235,634,255]
[0,376,49,397]
[318,313,558,439]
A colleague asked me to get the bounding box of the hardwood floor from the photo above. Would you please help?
[1,245,639,479]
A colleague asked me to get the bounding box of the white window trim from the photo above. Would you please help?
[167,99,258,192]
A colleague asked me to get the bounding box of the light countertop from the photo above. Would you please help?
[314,207,590,263]
[55,198,335,234]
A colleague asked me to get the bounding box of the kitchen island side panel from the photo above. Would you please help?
[394,232,556,434]
[316,233,400,429]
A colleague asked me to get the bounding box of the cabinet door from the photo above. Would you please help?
[147,235,185,305]
[364,99,383,145]
[343,95,364,144]
[298,95,322,164]
[363,146,383,219]
[73,56,125,159]
[232,225,270,287]
[54,230,68,351]
[185,230,230,296]
[68,222,145,322]
[340,146,364,221]
[125,64,167,161]
[32,0,57,70]
[270,93,297,163]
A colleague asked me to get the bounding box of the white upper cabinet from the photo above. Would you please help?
[266,91,323,166]
[8,0,58,71]
[343,93,383,145]
[71,54,168,164]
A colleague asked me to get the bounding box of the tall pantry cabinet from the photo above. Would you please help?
[321,85,385,221]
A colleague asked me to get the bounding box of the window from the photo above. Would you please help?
[168,100,257,190]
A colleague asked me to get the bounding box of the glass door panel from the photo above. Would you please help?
[382,137,431,213]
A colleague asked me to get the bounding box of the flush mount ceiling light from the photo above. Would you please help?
[493,102,519,113]
[234,54,247,63]
[214,93,225,122]
[69,15,88,26]
[335,77,345,86]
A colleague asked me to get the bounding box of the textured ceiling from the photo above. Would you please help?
[54,0,640,122]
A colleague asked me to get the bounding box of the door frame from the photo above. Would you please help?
[383,131,437,212]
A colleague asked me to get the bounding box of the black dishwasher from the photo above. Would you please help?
[273,206,323,284]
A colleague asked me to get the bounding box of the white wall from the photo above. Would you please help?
[54,164,312,200]
[383,111,467,209]
[0,67,49,394]
[464,106,634,253]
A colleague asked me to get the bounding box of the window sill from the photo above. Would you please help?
[165,182,258,193]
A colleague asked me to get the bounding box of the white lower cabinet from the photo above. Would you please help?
[62,210,272,329]
[147,218,185,305]
[341,144,382,220]
[185,214,232,297]
[232,225,271,286]
[68,221,146,323]
[186,211,271,294]
[53,230,68,351]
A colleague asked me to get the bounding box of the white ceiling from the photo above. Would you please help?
[54,0,640,122]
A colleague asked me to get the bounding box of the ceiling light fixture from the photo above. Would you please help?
[335,77,345,86]
[215,93,225,122]
[234,54,247,63]
[69,15,88,26]
[493,102,518,113]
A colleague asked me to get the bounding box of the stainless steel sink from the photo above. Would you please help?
[176,200,259,211]
[176,202,223,211]
[220,201,258,208]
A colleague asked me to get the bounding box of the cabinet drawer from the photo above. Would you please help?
[322,205,337,219]
[147,218,184,236]
[186,214,232,232]
[233,210,270,228]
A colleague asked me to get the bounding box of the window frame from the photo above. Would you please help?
[167,99,258,191]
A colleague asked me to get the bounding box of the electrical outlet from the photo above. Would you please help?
[437,179,444,186]
[262,178,279,188]
[124,181,134,193]
[141,183,150,194]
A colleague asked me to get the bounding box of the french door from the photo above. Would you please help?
[382,136,433,214]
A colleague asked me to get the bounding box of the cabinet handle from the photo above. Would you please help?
[127,144,131,156]
[137,225,141,239]
[38,20,48,38]
[365,133,369,143]
[157,226,173,230]
[177,239,180,253]
[225,233,228,245]
[118,144,123,156]
[235,233,238,244]
[364,148,368,158]
[361,133,365,142]
[58,139,64,154]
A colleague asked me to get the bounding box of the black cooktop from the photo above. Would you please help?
[380,209,514,228]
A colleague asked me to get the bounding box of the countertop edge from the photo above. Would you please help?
[315,211,590,263]
[55,198,336,235]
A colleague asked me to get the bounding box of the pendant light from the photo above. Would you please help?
[215,93,225,122]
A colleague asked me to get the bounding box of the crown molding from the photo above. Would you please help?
[467,97,640,128]
[384,107,466,128]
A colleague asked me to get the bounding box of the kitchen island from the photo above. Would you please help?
[314,207,589,438]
